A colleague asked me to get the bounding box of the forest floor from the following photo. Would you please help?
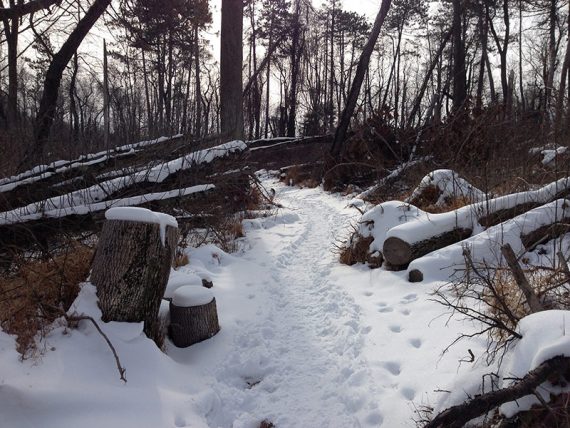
[0,174,496,427]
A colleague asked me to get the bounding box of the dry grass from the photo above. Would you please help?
[0,242,94,357]
[173,253,190,269]
[339,234,374,266]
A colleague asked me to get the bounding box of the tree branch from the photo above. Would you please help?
[0,0,61,20]
[426,356,570,428]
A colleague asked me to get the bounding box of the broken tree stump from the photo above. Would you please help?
[169,286,220,347]
[91,207,179,344]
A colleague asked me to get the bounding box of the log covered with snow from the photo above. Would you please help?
[408,199,570,281]
[91,207,179,344]
[383,178,570,269]
[169,286,220,347]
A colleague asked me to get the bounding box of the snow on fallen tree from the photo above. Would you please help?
[383,177,570,269]
[0,134,184,193]
[0,184,215,226]
[406,169,486,209]
[409,199,570,281]
[428,310,570,427]
[0,140,246,225]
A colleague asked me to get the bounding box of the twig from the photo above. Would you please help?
[42,303,126,383]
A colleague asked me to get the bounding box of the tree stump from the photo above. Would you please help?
[91,207,179,344]
[169,286,220,347]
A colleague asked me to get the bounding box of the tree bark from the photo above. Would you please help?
[330,0,392,158]
[169,294,220,348]
[91,218,179,344]
[220,0,244,140]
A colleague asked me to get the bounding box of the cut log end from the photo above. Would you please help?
[383,237,413,269]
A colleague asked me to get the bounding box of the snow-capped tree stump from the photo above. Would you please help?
[169,286,220,347]
[91,207,179,344]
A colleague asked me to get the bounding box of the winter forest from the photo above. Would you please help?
[3,0,570,426]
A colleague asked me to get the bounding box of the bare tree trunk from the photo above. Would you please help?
[287,0,302,137]
[103,39,110,148]
[331,0,392,158]
[220,0,244,140]
[194,26,202,138]
[28,0,112,168]
[452,0,467,111]
[407,29,452,127]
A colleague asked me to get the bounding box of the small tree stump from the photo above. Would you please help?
[91,207,179,344]
[169,286,220,347]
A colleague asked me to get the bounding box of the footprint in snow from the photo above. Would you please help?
[409,338,422,348]
[400,293,418,304]
[382,361,401,376]
[389,325,402,333]
[400,386,416,400]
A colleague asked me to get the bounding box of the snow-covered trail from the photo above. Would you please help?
[203,186,382,427]
[186,182,480,427]
[0,179,482,428]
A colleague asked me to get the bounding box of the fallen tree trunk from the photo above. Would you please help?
[426,356,570,428]
[520,217,570,249]
[384,228,472,269]
[383,178,570,269]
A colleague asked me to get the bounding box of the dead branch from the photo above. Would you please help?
[425,356,570,428]
[41,303,126,382]
[501,244,544,313]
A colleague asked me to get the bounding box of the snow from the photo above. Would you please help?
[106,207,178,245]
[406,169,486,206]
[172,286,214,307]
[0,176,487,427]
[500,310,570,417]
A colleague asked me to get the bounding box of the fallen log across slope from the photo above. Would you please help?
[408,199,570,281]
[383,178,570,269]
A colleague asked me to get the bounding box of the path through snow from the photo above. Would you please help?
[174,181,482,427]
[0,178,482,428]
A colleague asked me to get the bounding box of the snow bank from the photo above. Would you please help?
[406,169,486,206]
[409,199,570,281]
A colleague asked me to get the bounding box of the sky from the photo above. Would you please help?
[205,0,380,62]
